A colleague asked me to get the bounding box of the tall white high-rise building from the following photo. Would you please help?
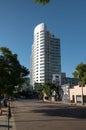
[30,23,61,89]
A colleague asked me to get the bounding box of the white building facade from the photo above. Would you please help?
[69,85,86,104]
[30,23,61,89]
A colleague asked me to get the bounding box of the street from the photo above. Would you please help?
[11,99,86,130]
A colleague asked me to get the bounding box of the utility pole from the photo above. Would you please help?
[81,85,84,105]
[8,101,11,130]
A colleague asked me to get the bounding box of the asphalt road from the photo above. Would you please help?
[11,99,86,130]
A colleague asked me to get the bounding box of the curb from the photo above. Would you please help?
[43,100,86,107]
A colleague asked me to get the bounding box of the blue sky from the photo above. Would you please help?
[0,0,86,77]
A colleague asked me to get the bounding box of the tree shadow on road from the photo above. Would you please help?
[0,124,12,128]
[31,106,86,119]
[12,100,86,120]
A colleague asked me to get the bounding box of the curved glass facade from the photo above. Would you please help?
[30,23,61,88]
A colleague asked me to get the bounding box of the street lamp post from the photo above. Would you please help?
[8,101,11,130]
[81,85,84,105]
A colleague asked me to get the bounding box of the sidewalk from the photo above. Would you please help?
[0,107,8,130]
[0,104,16,130]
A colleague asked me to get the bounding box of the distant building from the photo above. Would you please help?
[61,72,79,87]
[30,23,61,89]
[61,84,70,102]
[21,77,30,91]
[30,23,79,91]
[52,72,79,87]
[60,73,79,102]
[52,74,61,86]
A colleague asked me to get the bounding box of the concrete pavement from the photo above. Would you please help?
[0,107,8,130]
[11,99,86,130]
[0,105,16,130]
[0,100,86,130]
[0,116,8,130]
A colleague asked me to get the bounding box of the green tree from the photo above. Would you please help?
[73,62,86,85]
[34,0,50,5]
[43,83,56,98]
[36,84,43,99]
[36,83,56,100]
[0,47,29,97]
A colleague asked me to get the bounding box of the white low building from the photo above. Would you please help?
[69,85,86,104]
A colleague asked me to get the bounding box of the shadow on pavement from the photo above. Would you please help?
[0,125,12,128]
[31,106,86,119]
[12,101,86,119]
